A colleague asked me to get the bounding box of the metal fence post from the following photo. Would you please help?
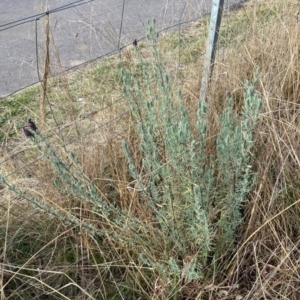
[200,0,224,102]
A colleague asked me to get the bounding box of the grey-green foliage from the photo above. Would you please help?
[214,71,262,255]
[122,20,262,280]
[0,130,159,247]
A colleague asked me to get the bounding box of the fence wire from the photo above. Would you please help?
[0,0,247,98]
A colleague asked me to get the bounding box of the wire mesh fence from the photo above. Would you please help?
[1,0,205,97]
[0,0,247,98]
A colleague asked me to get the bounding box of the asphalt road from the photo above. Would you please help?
[0,0,244,97]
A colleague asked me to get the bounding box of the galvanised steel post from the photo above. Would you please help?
[200,0,224,102]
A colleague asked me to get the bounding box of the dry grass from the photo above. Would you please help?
[200,0,300,299]
[1,0,300,298]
